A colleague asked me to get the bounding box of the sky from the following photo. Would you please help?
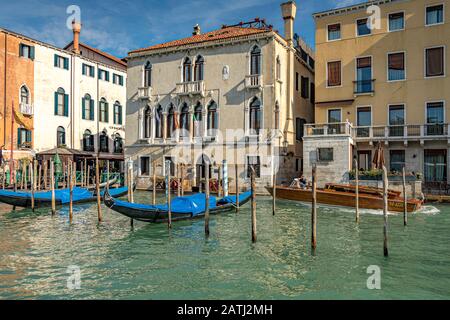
[0,0,364,58]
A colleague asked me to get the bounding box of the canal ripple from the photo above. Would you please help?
[0,192,449,300]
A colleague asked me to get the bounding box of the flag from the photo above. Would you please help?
[14,109,33,130]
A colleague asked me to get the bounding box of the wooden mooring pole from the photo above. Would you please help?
[272,165,276,216]
[311,164,317,251]
[30,162,35,212]
[165,160,172,229]
[95,157,102,223]
[205,163,210,237]
[251,166,257,243]
[1,164,5,190]
[43,162,48,190]
[383,165,389,257]
[50,161,56,215]
[235,163,239,213]
[128,162,134,228]
[402,166,408,226]
[37,163,41,191]
[354,158,360,223]
[69,161,73,223]
[181,164,185,197]
[152,161,157,205]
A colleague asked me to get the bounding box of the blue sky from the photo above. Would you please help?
[0,0,363,58]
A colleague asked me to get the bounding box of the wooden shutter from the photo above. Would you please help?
[327,61,341,86]
[64,94,69,117]
[19,44,24,57]
[64,57,69,70]
[54,54,58,67]
[119,106,123,125]
[388,53,404,70]
[17,129,22,146]
[82,98,86,119]
[426,47,444,76]
[29,46,35,60]
[90,66,95,77]
[90,100,94,120]
[26,130,32,143]
[54,92,58,115]
[105,102,109,122]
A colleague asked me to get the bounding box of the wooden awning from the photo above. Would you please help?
[315,99,355,108]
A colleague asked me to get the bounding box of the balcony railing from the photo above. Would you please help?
[20,103,33,116]
[305,122,450,141]
[176,81,205,96]
[138,87,152,100]
[353,79,375,95]
[245,75,263,89]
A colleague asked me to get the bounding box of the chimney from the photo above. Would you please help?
[72,20,82,54]
[280,1,297,45]
[193,24,201,36]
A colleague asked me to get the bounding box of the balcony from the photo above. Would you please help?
[305,122,450,144]
[20,103,33,116]
[138,87,152,100]
[353,79,375,95]
[245,75,263,90]
[176,81,205,96]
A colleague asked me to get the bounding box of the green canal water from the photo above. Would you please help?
[0,191,449,300]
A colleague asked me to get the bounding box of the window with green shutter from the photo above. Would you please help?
[54,54,69,70]
[55,88,68,117]
[19,44,34,60]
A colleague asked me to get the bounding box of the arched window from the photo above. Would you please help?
[144,61,152,87]
[194,102,203,137]
[249,97,261,135]
[180,103,190,137]
[99,130,109,153]
[57,126,65,147]
[155,105,163,139]
[99,98,108,122]
[194,55,204,81]
[143,106,151,138]
[114,133,123,154]
[250,46,261,75]
[183,57,192,82]
[20,86,30,104]
[167,104,175,138]
[274,102,280,130]
[83,129,94,152]
[82,94,94,120]
[207,101,218,136]
[113,101,123,125]
[55,87,68,116]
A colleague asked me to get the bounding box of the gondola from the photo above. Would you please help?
[0,185,129,208]
[104,189,252,223]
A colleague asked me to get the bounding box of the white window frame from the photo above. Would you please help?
[355,17,372,37]
[138,156,151,177]
[425,100,446,124]
[425,3,445,27]
[387,10,405,32]
[326,22,342,42]
[326,60,343,88]
[356,105,372,127]
[387,51,407,82]
[424,45,446,79]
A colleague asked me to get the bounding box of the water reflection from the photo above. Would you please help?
[0,194,449,299]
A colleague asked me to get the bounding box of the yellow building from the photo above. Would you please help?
[304,0,449,189]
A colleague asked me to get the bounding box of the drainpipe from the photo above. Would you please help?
[3,33,7,147]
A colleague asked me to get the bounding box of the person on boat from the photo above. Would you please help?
[292,175,308,189]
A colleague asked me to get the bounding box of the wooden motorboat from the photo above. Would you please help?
[104,190,252,223]
[266,184,422,213]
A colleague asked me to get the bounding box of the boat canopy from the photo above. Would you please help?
[113,193,217,216]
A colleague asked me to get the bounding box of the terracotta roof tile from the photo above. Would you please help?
[129,26,272,55]
[64,41,127,68]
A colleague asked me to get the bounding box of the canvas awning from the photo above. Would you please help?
[315,99,355,108]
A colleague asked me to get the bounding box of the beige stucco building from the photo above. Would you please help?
[304,0,449,189]
[125,1,314,193]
